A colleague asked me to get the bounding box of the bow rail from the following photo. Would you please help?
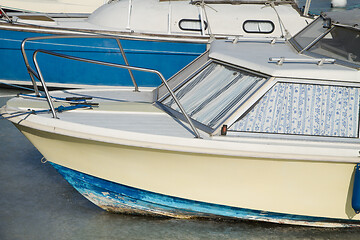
[29,48,201,138]
[21,35,139,95]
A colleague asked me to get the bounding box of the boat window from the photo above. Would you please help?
[292,17,330,50]
[307,26,360,66]
[161,62,265,129]
[230,83,360,138]
[179,19,208,32]
[243,20,274,34]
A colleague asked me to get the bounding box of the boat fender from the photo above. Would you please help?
[352,163,360,213]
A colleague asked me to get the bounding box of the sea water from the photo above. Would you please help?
[2,2,360,239]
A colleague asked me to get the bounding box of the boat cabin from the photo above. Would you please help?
[8,10,360,143]
[155,12,360,140]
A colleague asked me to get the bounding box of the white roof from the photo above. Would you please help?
[209,40,360,82]
[0,0,106,13]
[85,0,309,37]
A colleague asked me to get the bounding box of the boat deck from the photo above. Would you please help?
[6,88,203,138]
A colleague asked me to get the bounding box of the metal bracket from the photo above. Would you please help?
[269,57,336,66]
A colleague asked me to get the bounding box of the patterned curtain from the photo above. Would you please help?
[162,63,263,128]
[230,82,360,138]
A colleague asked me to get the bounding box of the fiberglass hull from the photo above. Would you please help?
[11,120,360,228]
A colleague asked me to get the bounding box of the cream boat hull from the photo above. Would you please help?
[10,119,360,227]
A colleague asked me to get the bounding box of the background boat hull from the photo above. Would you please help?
[0,28,206,88]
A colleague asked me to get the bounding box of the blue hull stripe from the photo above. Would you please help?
[0,29,206,87]
[50,162,360,227]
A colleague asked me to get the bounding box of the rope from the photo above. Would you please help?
[18,93,100,106]
[0,7,12,23]
[194,0,217,38]
[0,110,38,120]
[263,1,290,39]
[0,104,93,120]
[0,81,38,92]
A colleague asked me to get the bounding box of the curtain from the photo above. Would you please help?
[230,82,360,138]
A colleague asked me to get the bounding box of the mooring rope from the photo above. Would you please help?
[193,0,217,38]
[263,1,290,39]
[0,104,93,120]
[0,81,37,92]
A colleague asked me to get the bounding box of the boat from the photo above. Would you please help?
[331,0,347,8]
[0,0,109,14]
[0,0,312,89]
[4,9,360,227]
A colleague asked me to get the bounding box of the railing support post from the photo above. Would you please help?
[115,38,138,92]
[33,52,58,119]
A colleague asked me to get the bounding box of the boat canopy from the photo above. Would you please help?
[290,10,360,69]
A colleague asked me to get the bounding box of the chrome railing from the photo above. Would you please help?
[0,7,12,23]
[30,49,201,138]
[21,35,139,96]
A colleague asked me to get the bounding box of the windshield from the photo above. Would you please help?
[291,16,360,68]
[161,62,265,130]
[308,26,360,65]
[292,17,330,50]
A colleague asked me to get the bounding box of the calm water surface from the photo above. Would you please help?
[2,2,360,239]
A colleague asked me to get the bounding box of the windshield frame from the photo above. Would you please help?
[290,16,336,52]
[157,59,269,135]
[290,16,360,70]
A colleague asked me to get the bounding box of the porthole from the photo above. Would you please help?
[179,19,208,32]
[243,20,275,34]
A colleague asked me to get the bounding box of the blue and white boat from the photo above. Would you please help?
[2,10,360,227]
[0,0,109,14]
[0,0,311,88]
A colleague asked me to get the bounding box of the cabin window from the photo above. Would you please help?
[308,26,360,65]
[230,83,360,138]
[162,62,264,129]
[291,16,360,68]
[291,17,329,50]
[179,19,208,32]
[243,20,275,34]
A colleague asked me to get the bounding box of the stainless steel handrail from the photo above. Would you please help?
[0,7,12,23]
[32,51,58,119]
[21,35,139,95]
[115,38,138,91]
[33,49,201,138]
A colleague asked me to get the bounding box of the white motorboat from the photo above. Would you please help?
[331,0,347,8]
[4,10,360,227]
[0,0,312,88]
[0,0,109,14]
